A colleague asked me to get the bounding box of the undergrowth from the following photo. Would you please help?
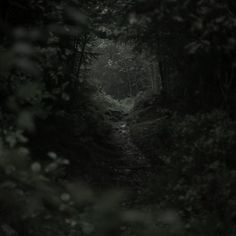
[129,93,236,235]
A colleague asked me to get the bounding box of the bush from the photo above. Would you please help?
[130,109,236,234]
[0,139,185,236]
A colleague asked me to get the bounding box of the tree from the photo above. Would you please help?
[90,39,155,99]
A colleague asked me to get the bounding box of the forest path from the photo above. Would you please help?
[111,118,151,201]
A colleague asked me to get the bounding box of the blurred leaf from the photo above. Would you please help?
[12,43,34,56]
[31,162,42,173]
[14,58,40,77]
[65,7,89,26]
[17,111,35,132]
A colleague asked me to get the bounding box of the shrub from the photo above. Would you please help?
[130,110,236,234]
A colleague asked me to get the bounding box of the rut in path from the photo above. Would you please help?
[112,120,151,194]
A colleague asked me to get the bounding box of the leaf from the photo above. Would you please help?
[31,162,42,173]
[185,42,201,54]
[60,193,71,202]
[65,7,89,26]
[17,111,35,132]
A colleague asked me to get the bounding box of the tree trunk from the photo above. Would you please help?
[76,34,88,82]
[159,59,167,95]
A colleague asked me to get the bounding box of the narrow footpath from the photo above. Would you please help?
[111,118,151,203]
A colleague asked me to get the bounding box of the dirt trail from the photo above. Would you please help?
[111,119,151,196]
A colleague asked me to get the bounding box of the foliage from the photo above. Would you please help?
[103,0,236,114]
[0,131,185,235]
[90,39,156,99]
[1,0,236,235]
[130,99,236,234]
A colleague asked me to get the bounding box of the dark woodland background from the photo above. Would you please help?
[0,0,236,235]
